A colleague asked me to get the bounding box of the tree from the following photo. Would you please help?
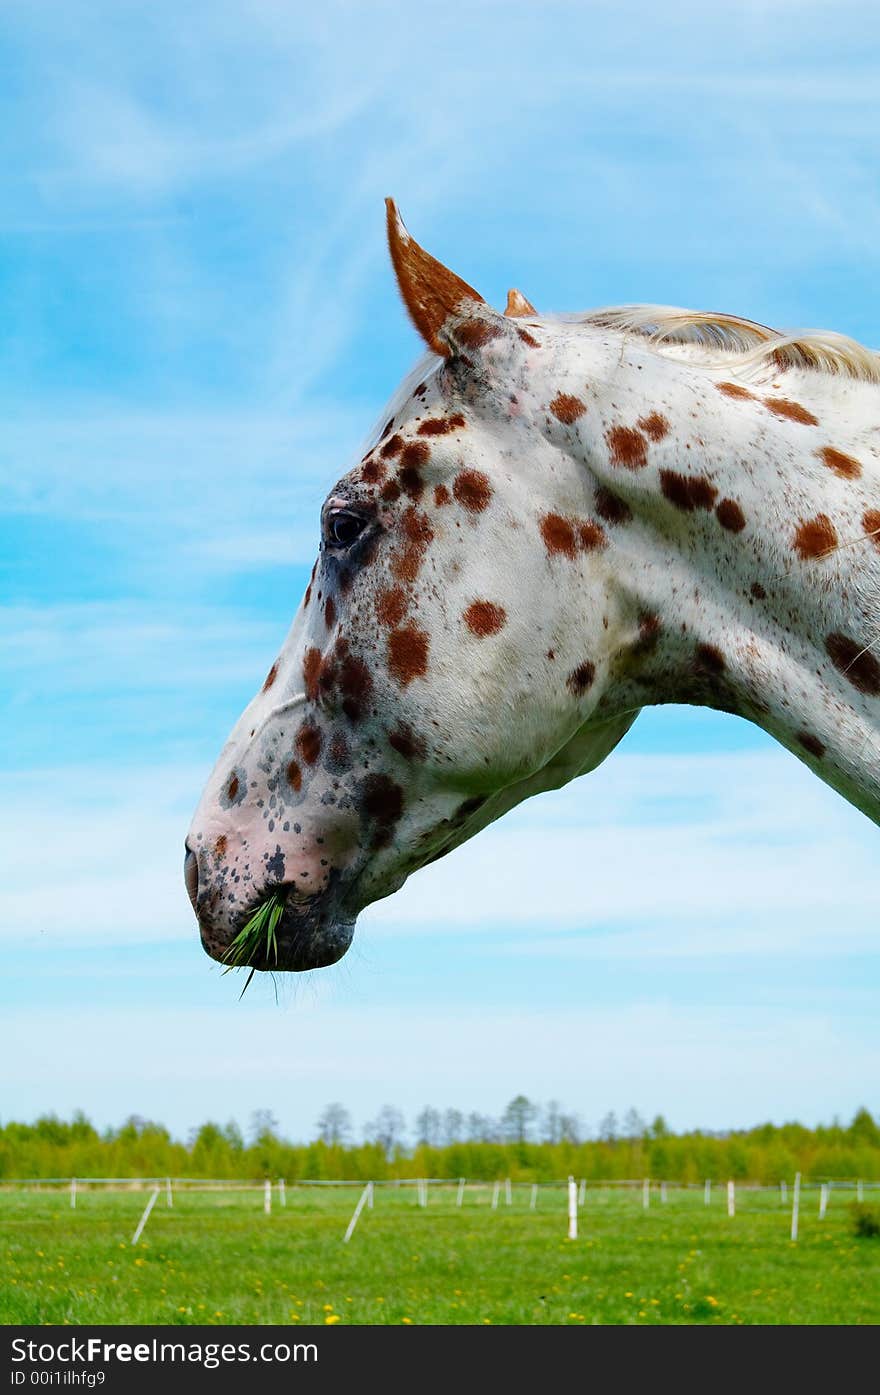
[415,1107,442,1147]
[317,1104,352,1147]
[543,1100,562,1144]
[559,1112,581,1145]
[443,1109,464,1145]
[623,1108,647,1141]
[366,1106,406,1159]
[848,1107,880,1147]
[502,1095,537,1144]
[599,1111,618,1143]
[249,1110,279,1145]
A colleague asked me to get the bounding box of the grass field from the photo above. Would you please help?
[2,1183,878,1325]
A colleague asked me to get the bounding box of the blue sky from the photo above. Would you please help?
[2,0,879,1143]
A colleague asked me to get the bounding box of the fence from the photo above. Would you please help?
[4,1173,877,1245]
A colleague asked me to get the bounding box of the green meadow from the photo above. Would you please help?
[3,1183,878,1326]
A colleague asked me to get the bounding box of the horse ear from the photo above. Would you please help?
[385,198,486,356]
[504,288,536,317]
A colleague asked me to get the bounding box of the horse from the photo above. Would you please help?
[185,199,880,974]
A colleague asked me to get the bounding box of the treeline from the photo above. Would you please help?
[2,1102,879,1184]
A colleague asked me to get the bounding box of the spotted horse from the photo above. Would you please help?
[186,200,880,973]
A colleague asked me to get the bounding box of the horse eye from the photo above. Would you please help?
[326,510,366,548]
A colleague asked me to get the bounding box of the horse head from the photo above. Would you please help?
[186,202,640,972]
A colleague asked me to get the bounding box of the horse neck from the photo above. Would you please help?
[546,346,880,823]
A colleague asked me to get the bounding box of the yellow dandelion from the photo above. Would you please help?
[324,1315,340,1326]
[401,1317,412,1325]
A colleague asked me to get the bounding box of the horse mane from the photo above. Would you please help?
[569,305,880,386]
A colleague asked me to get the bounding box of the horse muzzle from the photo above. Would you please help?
[185,843,356,973]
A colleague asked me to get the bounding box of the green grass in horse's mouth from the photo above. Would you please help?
[222,891,285,996]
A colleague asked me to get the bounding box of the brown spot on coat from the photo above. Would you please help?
[262,662,279,692]
[296,723,322,765]
[637,411,669,441]
[285,760,302,792]
[818,445,861,480]
[863,509,880,550]
[716,498,746,532]
[338,653,373,722]
[303,647,322,702]
[388,724,426,761]
[376,585,408,629]
[578,520,607,551]
[434,483,451,507]
[594,486,632,525]
[606,425,648,469]
[517,327,540,348]
[633,613,661,655]
[798,731,826,759]
[401,440,430,469]
[324,597,336,629]
[227,775,240,801]
[381,478,402,503]
[660,470,718,511]
[388,625,430,685]
[549,392,587,424]
[825,632,880,695]
[455,317,503,349]
[464,601,507,636]
[540,513,577,559]
[794,514,837,560]
[695,643,726,674]
[567,661,596,695]
[214,834,228,857]
[453,469,492,513]
[360,458,386,484]
[751,582,767,600]
[762,397,819,426]
[360,773,404,849]
[417,414,467,436]
[716,381,755,400]
[380,434,404,459]
[390,507,434,583]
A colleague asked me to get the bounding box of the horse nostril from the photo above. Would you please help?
[184,844,199,910]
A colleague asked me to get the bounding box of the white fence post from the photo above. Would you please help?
[505,1177,512,1206]
[70,1177,77,1210]
[567,1176,578,1240]
[819,1183,828,1219]
[791,1173,801,1242]
[264,1179,272,1215]
[131,1188,160,1246]
[857,1179,864,1202]
[530,1183,538,1210]
[704,1179,710,1206]
[780,1179,787,1204]
[491,1180,500,1210]
[419,1179,428,1208]
[660,1181,667,1204]
[367,1181,374,1210]
[343,1183,372,1243]
[727,1180,735,1217]
[456,1178,465,1208]
[165,1177,173,1209]
[642,1178,650,1210]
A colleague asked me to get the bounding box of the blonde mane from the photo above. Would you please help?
[570,305,880,385]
